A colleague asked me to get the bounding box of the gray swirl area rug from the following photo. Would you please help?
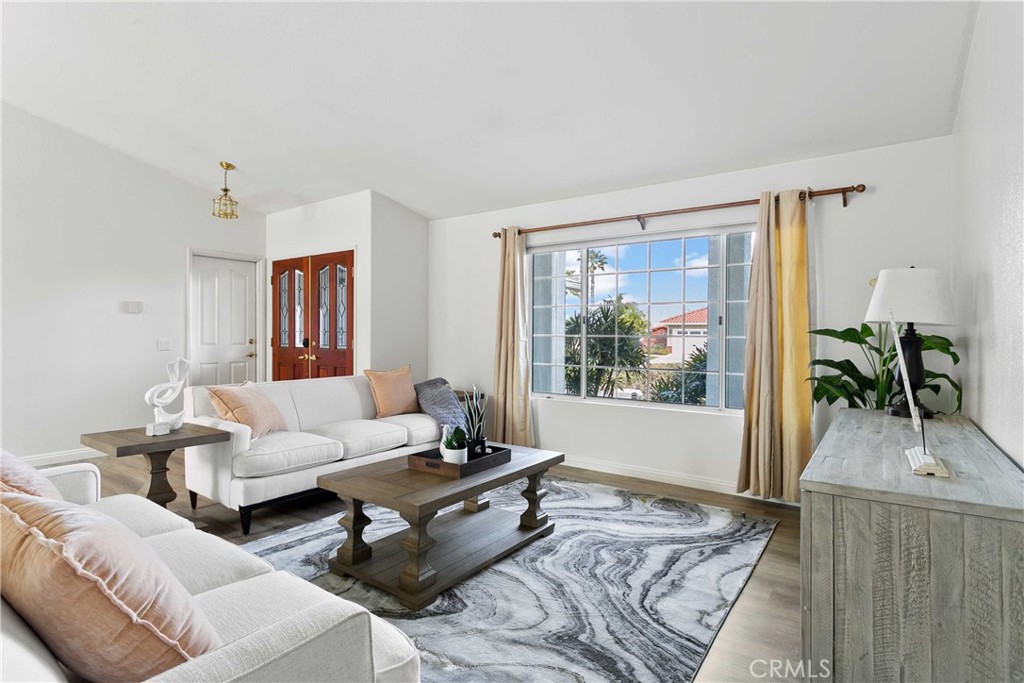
[241,477,776,683]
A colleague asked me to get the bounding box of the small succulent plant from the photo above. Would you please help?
[442,425,467,450]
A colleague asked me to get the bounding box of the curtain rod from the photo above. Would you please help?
[490,184,866,238]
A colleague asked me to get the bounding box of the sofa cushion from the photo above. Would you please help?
[145,528,274,595]
[378,413,441,446]
[288,376,378,430]
[0,492,221,682]
[194,571,337,644]
[209,382,288,439]
[232,431,343,478]
[306,420,408,459]
[0,451,62,500]
[86,494,195,537]
[364,366,420,418]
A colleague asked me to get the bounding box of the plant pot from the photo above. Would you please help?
[440,446,468,465]
[468,438,487,458]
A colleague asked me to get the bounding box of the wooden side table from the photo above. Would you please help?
[80,423,229,507]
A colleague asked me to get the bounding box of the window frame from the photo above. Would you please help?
[528,221,754,414]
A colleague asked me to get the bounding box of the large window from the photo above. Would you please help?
[531,228,753,409]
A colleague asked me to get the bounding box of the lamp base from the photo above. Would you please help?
[887,396,935,419]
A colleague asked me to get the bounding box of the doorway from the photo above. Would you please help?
[271,250,354,380]
[188,254,261,386]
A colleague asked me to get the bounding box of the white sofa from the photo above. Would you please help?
[184,375,440,534]
[1,462,420,683]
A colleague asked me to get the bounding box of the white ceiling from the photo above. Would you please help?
[3,2,976,219]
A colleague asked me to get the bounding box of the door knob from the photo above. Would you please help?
[246,352,257,358]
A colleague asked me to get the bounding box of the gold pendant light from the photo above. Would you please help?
[212,161,239,219]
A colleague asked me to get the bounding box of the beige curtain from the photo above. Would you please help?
[493,227,533,446]
[738,190,813,501]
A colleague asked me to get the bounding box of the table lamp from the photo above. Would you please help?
[864,267,955,419]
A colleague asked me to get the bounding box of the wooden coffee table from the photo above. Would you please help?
[317,445,564,610]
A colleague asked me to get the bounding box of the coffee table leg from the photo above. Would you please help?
[520,470,549,529]
[337,498,372,565]
[141,450,177,508]
[464,495,490,512]
[399,511,437,593]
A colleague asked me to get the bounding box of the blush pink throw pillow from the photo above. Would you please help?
[364,365,420,418]
[208,382,287,438]
[0,450,62,500]
[0,492,222,681]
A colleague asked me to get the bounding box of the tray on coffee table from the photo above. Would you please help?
[407,445,511,479]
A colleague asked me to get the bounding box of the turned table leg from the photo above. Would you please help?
[520,470,549,529]
[399,511,437,593]
[464,495,490,512]
[337,498,373,565]
[141,450,177,508]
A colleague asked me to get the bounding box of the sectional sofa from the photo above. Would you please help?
[1,462,420,682]
[184,375,440,533]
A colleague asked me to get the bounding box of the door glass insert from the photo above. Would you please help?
[337,265,348,349]
[294,269,305,347]
[279,271,290,348]
[318,266,330,349]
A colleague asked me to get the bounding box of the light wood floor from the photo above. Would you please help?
[88,453,801,682]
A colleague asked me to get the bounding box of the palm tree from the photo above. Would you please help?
[565,250,610,298]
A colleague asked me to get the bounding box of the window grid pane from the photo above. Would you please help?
[531,231,751,410]
[724,232,753,409]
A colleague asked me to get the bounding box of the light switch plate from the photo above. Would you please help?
[157,338,172,351]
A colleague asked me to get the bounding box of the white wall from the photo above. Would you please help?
[951,3,1024,464]
[265,190,373,373]
[2,104,267,459]
[370,192,429,380]
[428,137,956,492]
[265,190,429,378]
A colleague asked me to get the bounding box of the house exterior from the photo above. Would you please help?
[649,306,708,366]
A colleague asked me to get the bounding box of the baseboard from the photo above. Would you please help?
[21,448,104,467]
[561,455,738,494]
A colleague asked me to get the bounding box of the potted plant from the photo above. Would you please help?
[808,323,961,413]
[440,425,468,465]
[462,385,488,456]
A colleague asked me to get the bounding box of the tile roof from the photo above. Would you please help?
[658,306,708,325]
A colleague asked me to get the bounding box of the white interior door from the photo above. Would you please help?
[189,255,258,386]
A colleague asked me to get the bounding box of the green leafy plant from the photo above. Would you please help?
[461,386,487,442]
[442,425,467,450]
[808,323,961,413]
[564,297,648,397]
[650,343,709,405]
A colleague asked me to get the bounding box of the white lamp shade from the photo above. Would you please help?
[864,268,955,325]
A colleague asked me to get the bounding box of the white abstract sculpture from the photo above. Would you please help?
[144,357,191,436]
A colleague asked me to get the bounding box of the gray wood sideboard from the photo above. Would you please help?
[800,408,1024,683]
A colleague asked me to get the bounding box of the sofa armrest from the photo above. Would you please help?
[40,462,101,504]
[149,600,375,683]
[187,417,252,455]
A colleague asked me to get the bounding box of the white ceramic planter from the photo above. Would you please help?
[440,446,468,465]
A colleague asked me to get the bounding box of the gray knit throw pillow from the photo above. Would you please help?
[414,378,467,432]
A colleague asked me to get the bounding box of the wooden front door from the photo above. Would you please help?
[308,251,355,377]
[271,251,354,380]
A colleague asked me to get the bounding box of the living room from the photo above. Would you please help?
[2,3,1022,683]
